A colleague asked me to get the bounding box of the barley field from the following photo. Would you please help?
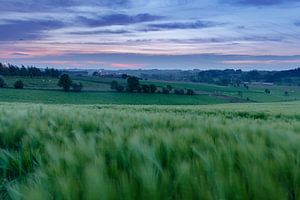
[1,102,300,199]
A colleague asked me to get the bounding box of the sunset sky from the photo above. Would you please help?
[1,0,300,70]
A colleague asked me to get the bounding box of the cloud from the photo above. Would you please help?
[222,59,300,64]
[148,20,218,30]
[68,29,131,35]
[0,20,65,41]
[223,0,300,6]
[78,13,163,27]
[0,0,131,11]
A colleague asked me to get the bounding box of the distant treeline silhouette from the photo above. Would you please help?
[139,68,300,86]
[0,63,61,77]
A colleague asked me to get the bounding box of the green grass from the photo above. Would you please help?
[0,102,300,199]
[0,88,227,105]
[143,80,300,102]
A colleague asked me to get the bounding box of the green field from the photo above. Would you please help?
[0,88,226,105]
[0,102,300,199]
[1,76,300,105]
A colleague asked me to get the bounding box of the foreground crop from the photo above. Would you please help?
[0,102,300,199]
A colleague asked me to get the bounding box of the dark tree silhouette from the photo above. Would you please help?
[0,77,6,88]
[14,80,24,89]
[149,84,157,93]
[186,89,195,96]
[110,81,119,90]
[116,85,125,92]
[162,88,170,94]
[58,74,73,91]
[127,76,140,92]
[141,84,150,93]
[166,85,173,91]
[0,63,60,77]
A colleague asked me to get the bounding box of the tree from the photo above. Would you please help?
[166,85,173,91]
[141,84,150,93]
[14,80,24,89]
[265,89,271,94]
[162,88,170,94]
[58,74,72,91]
[116,85,125,92]
[0,77,6,88]
[127,76,140,92]
[284,91,289,96]
[149,84,157,93]
[186,89,195,96]
[72,82,83,92]
[110,80,119,90]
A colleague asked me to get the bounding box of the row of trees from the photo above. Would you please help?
[140,68,300,86]
[111,76,195,95]
[0,63,61,77]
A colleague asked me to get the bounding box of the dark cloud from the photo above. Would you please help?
[0,20,64,41]
[223,0,300,6]
[148,20,217,30]
[78,14,163,27]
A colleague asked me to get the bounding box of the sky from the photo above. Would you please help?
[0,0,300,70]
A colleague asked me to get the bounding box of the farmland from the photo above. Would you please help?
[0,76,300,105]
[1,75,300,199]
[0,102,300,199]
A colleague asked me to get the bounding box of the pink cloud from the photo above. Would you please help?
[110,63,146,69]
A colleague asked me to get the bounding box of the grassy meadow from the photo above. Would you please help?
[0,102,300,199]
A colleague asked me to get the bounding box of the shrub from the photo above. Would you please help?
[14,80,24,89]
[72,82,83,92]
[174,89,185,95]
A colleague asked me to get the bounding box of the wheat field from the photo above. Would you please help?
[0,102,300,199]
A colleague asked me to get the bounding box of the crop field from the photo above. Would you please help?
[0,102,300,199]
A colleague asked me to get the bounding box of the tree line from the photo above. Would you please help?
[111,76,195,95]
[139,68,300,86]
[0,63,61,77]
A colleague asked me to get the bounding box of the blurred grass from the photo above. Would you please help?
[0,102,300,199]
